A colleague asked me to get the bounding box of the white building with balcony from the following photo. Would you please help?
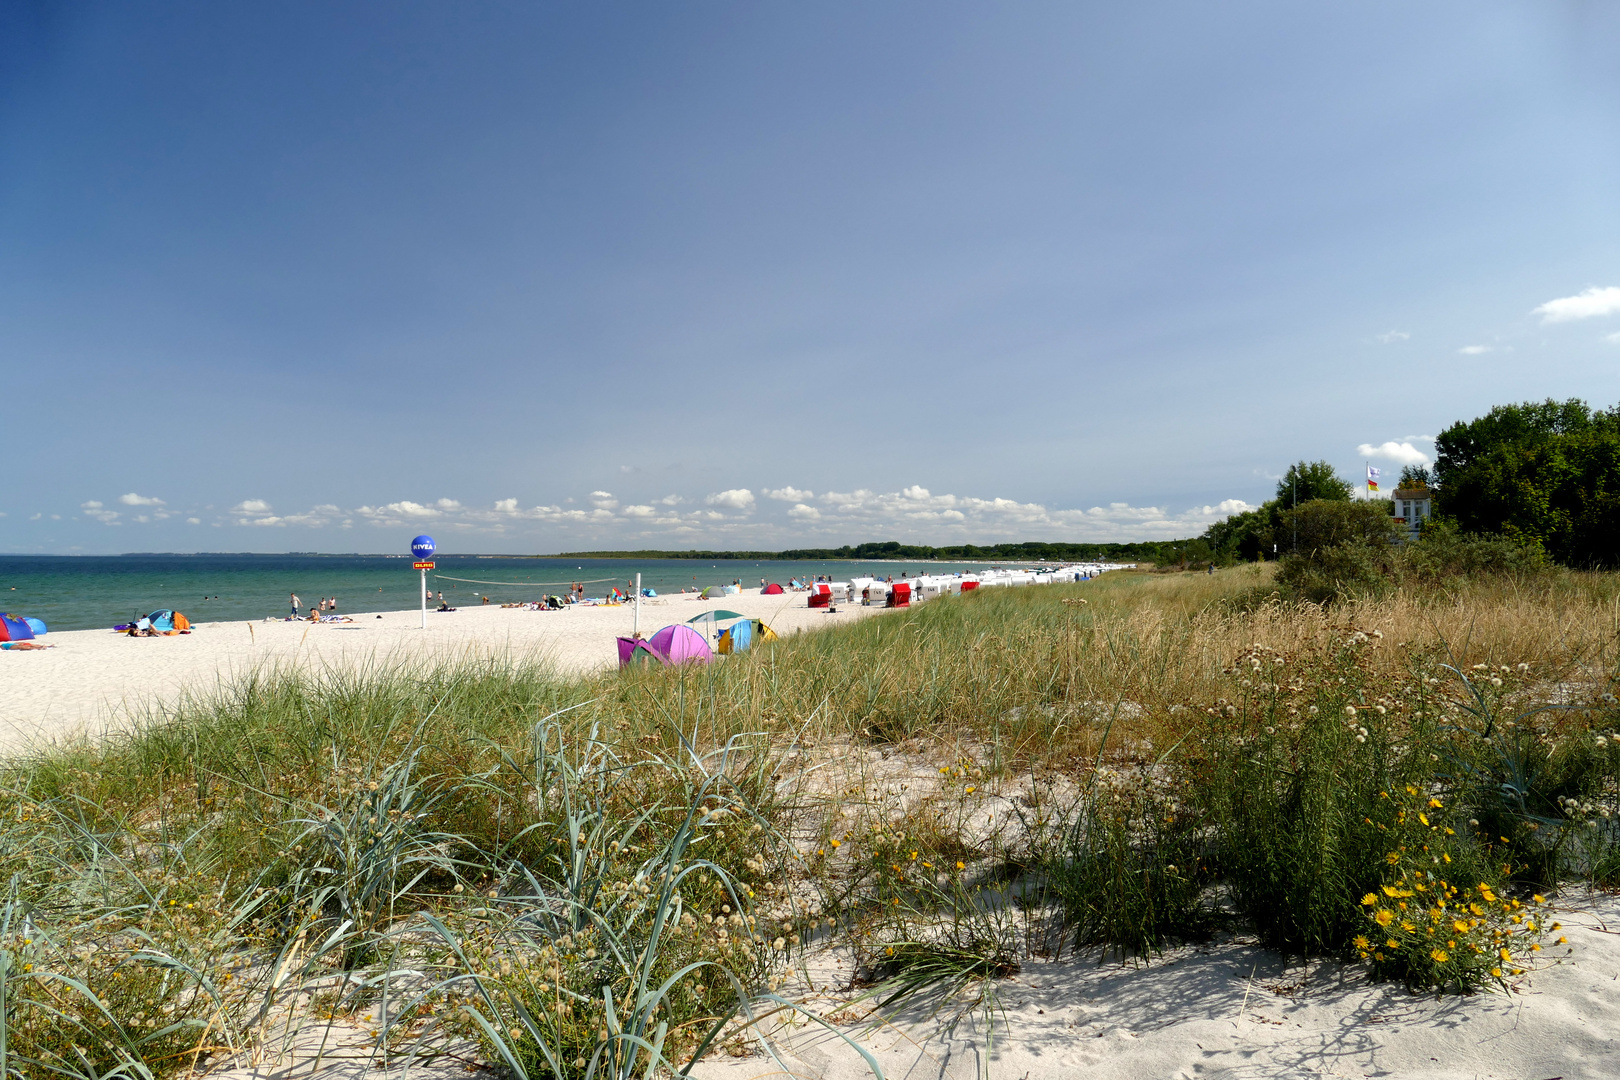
[1392,485,1433,541]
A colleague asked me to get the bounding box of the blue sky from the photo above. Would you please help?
[5,2,1620,554]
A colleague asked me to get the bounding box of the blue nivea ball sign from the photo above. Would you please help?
[411,535,436,559]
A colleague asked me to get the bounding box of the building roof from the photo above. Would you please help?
[1392,487,1431,500]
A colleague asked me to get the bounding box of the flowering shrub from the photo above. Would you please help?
[1356,785,1551,992]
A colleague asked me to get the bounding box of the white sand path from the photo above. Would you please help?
[0,591,879,752]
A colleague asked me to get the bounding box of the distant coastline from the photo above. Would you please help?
[530,540,1184,561]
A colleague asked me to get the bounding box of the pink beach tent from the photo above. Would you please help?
[617,624,713,667]
[648,623,713,663]
[762,583,784,595]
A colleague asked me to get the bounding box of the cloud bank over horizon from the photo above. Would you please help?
[39,483,1261,551]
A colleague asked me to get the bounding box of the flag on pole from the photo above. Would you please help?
[1366,465,1381,493]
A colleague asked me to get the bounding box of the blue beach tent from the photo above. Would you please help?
[0,615,35,642]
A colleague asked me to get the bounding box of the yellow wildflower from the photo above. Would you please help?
[1361,893,1378,906]
[1431,949,1449,963]
[1374,909,1394,926]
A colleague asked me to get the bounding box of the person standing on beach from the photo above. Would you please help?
[290,592,300,618]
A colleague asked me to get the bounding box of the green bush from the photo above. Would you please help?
[1273,540,1394,604]
[1397,522,1550,584]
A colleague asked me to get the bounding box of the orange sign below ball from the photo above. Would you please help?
[413,561,436,570]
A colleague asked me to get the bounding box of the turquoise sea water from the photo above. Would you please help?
[0,554,1017,632]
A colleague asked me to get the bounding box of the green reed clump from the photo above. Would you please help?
[1047,766,1210,958]
[409,715,874,1080]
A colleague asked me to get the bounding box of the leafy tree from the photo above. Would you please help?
[1276,461,1352,509]
[1202,503,1275,562]
[1398,464,1432,488]
[1433,398,1594,486]
[1433,399,1620,567]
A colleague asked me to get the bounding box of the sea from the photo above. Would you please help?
[0,554,1024,632]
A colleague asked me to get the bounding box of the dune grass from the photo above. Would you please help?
[1,568,1618,1075]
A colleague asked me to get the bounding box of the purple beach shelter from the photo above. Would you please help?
[647,624,713,664]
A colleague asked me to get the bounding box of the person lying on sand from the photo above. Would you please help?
[0,641,50,650]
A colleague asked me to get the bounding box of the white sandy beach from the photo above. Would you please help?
[0,591,879,752]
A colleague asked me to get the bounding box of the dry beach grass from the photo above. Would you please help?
[2,567,1618,1078]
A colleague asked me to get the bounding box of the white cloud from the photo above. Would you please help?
[238,503,346,528]
[1605,332,1620,344]
[795,486,1254,540]
[621,504,657,518]
[1457,345,1493,355]
[80,501,120,524]
[118,492,165,506]
[787,503,821,519]
[657,494,683,506]
[1356,441,1431,467]
[1533,286,1620,323]
[187,517,201,525]
[29,513,40,521]
[1375,330,1410,344]
[234,499,272,514]
[764,486,815,502]
[705,488,756,510]
[355,501,443,520]
[493,498,520,514]
[588,491,619,510]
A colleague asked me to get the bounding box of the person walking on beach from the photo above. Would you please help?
[290,592,300,618]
